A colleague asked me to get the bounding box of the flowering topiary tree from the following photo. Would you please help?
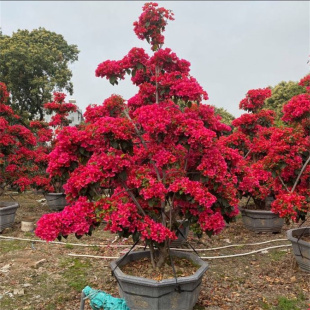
[35,2,243,268]
[264,75,310,222]
[225,76,310,221]
[0,82,38,194]
[223,87,275,209]
[30,92,78,193]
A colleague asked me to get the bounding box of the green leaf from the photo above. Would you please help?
[109,76,117,85]
[136,63,144,70]
[205,230,214,238]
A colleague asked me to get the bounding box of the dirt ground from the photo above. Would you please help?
[0,192,309,310]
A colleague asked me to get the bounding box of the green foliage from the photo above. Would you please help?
[264,81,305,124]
[213,106,235,125]
[260,294,308,310]
[269,249,287,261]
[0,27,79,120]
[273,295,307,310]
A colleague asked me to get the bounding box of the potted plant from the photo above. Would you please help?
[0,82,37,230]
[263,76,310,272]
[30,92,78,211]
[223,88,285,233]
[36,3,244,309]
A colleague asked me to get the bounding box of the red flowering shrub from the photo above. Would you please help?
[0,82,38,193]
[30,92,78,193]
[35,2,243,268]
[223,87,277,209]
[228,78,310,221]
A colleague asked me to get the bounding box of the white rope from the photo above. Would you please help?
[0,235,289,251]
[67,244,291,260]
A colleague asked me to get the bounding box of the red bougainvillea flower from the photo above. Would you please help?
[282,93,310,125]
[239,88,272,113]
[133,2,174,51]
[271,192,309,222]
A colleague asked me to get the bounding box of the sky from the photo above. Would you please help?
[0,1,309,117]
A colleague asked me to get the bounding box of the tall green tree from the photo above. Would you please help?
[0,27,79,120]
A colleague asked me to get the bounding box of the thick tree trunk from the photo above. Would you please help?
[149,241,169,269]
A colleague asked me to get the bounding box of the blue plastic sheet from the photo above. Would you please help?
[82,286,130,310]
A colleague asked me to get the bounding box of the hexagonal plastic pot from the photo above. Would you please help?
[239,207,284,233]
[110,250,208,310]
[0,201,19,232]
[44,193,67,211]
[287,227,310,273]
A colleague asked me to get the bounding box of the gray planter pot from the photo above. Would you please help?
[111,250,208,310]
[0,201,19,232]
[239,207,284,233]
[44,193,67,211]
[287,227,310,273]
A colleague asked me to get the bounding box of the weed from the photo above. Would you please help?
[269,250,287,261]
[0,240,28,253]
[45,304,57,310]
[65,243,74,249]
[24,232,34,237]
[272,295,307,310]
[62,258,93,292]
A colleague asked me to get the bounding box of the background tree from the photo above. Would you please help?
[213,106,235,125]
[0,27,79,120]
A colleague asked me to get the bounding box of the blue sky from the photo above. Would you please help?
[1,1,309,117]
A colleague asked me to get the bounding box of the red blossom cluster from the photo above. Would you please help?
[43,92,77,127]
[282,93,310,127]
[239,88,272,113]
[299,74,310,93]
[133,2,174,51]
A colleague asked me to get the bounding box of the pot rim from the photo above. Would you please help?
[111,250,208,286]
[0,202,19,210]
[239,206,278,215]
[44,192,66,196]
[287,227,310,247]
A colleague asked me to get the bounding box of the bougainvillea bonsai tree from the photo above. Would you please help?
[225,75,310,222]
[223,87,277,209]
[0,82,38,194]
[264,75,310,223]
[30,92,78,193]
[35,2,244,268]
[0,82,78,195]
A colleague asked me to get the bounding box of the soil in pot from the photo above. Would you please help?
[120,255,200,281]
